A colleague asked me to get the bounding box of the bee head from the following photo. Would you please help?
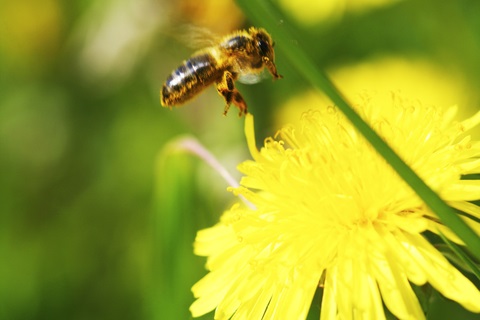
[249,27,282,80]
[251,28,275,62]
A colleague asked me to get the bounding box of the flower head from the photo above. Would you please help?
[190,94,480,319]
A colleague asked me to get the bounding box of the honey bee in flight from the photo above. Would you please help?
[160,27,282,116]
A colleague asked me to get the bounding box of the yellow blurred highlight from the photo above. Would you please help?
[177,0,244,33]
[278,0,344,25]
[278,0,401,26]
[277,57,479,130]
[0,0,63,69]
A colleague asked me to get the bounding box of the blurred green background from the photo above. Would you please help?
[1,0,479,319]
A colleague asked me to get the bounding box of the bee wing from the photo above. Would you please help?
[176,25,221,49]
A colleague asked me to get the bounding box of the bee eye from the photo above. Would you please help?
[258,40,270,56]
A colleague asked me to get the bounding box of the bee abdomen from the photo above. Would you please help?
[161,53,221,107]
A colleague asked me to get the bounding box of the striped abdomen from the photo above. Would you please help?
[161,53,223,107]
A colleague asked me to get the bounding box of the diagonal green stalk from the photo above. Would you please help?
[236,0,480,258]
[438,231,480,280]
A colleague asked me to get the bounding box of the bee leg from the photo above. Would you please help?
[231,91,247,117]
[216,71,248,117]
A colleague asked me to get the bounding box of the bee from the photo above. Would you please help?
[160,27,282,116]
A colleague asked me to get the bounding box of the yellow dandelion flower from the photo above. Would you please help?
[190,94,480,320]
